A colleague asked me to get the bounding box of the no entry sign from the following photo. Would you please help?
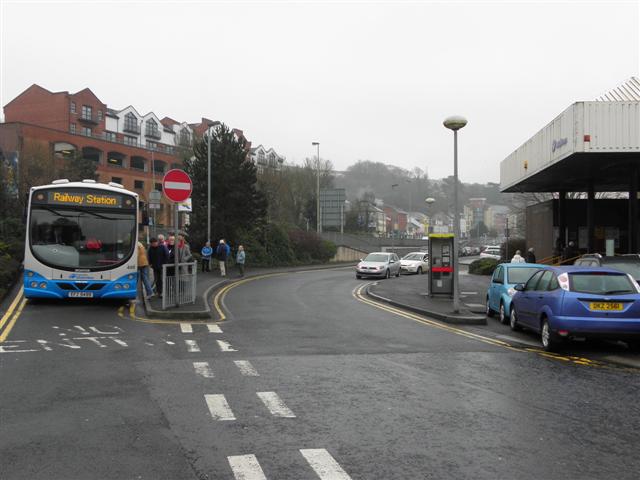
[162,169,192,203]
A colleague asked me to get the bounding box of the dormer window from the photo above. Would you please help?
[123,112,140,134]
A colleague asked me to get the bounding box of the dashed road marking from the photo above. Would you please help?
[193,361,214,378]
[227,454,267,480]
[185,339,200,352]
[234,360,259,376]
[256,391,295,418]
[205,394,236,421]
[180,323,193,333]
[217,339,237,352]
[300,449,352,480]
[207,323,223,333]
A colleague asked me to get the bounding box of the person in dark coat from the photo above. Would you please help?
[147,237,169,296]
[216,239,228,277]
[563,241,577,263]
[525,247,536,263]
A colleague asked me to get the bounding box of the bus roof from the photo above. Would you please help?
[30,180,138,198]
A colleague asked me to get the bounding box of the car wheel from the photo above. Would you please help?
[499,302,508,325]
[417,267,423,275]
[510,308,521,331]
[395,269,400,277]
[541,318,561,352]
[385,269,390,279]
[485,297,494,318]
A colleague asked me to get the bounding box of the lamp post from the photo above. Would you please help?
[391,183,399,251]
[312,142,320,233]
[443,115,468,313]
[207,129,212,244]
[424,197,435,236]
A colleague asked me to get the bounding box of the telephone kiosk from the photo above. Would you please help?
[428,233,454,297]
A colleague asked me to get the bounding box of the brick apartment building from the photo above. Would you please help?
[0,84,270,228]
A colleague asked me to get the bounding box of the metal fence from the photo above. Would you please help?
[161,262,197,310]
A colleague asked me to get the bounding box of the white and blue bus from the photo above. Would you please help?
[24,179,139,299]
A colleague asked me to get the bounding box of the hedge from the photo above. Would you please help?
[469,258,499,275]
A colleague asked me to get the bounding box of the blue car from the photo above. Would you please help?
[486,263,546,324]
[510,266,640,351]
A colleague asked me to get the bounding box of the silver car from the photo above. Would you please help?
[400,252,429,274]
[356,252,401,279]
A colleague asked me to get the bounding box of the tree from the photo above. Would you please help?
[184,123,267,248]
[58,151,98,182]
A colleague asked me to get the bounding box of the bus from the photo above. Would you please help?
[24,179,139,299]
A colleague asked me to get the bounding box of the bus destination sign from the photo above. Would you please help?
[33,189,135,209]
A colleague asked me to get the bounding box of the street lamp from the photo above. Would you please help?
[443,115,468,313]
[312,142,320,233]
[391,183,399,251]
[206,128,213,244]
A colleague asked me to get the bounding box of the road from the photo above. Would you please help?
[1,268,640,479]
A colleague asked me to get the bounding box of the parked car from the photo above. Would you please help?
[480,246,501,260]
[356,252,401,279]
[486,263,546,324]
[510,266,640,351]
[574,254,640,282]
[400,252,429,274]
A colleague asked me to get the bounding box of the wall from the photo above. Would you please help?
[330,245,369,263]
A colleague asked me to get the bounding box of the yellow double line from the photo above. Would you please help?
[353,283,608,369]
[0,287,26,343]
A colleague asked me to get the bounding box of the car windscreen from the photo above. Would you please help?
[603,261,640,280]
[569,272,637,295]
[364,253,389,262]
[403,254,422,260]
[507,267,541,285]
[30,206,136,270]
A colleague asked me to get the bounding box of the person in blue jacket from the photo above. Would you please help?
[201,241,213,272]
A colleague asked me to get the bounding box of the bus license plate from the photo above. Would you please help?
[68,292,94,298]
[589,302,623,311]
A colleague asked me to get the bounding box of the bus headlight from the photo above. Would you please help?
[39,282,47,289]
[27,271,34,277]
[127,274,134,280]
[31,281,38,288]
[123,283,130,289]
[114,284,122,290]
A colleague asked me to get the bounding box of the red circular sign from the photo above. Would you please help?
[162,169,192,203]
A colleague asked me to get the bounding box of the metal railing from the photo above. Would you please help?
[161,262,197,310]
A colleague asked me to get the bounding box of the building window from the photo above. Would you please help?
[111,177,123,185]
[105,131,116,142]
[124,112,139,133]
[70,102,76,113]
[130,156,146,170]
[179,128,191,146]
[165,145,174,155]
[145,119,160,139]
[124,135,137,146]
[70,123,76,134]
[153,160,166,174]
[82,127,92,137]
[97,110,103,121]
[81,105,93,120]
[134,180,144,190]
[155,182,162,192]
[146,141,157,150]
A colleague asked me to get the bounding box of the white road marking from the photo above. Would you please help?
[207,324,223,333]
[217,340,237,352]
[180,323,193,333]
[256,392,295,418]
[193,361,214,378]
[227,454,267,480]
[111,338,128,347]
[234,360,259,376]
[185,339,200,352]
[205,394,236,421]
[300,449,352,480]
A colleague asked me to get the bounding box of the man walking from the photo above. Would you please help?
[525,247,536,263]
[137,241,154,299]
[216,239,228,277]
[236,245,246,277]
[148,237,169,297]
[201,241,213,272]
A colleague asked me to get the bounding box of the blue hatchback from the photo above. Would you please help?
[486,263,545,324]
[510,266,640,351]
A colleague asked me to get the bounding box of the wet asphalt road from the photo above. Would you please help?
[1,268,640,479]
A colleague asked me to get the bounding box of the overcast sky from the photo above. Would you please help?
[1,0,638,183]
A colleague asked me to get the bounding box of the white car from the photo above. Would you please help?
[400,252,429,274]
[480,246,502,260]
[356,252,401,279]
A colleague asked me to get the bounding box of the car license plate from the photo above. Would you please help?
[68,291,94,298]
[589,302,623,311]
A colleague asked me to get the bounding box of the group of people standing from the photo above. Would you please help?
[510,247,537,263]
[200,239,245,277]
[137,233,193,299]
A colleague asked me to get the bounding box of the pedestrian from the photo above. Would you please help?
[137,241,154,298]
[525,247,536,263]
[201,241,213,272]
[166,235,176,276]
[223,238,231,273]
[563,241,577,263]
[236,245,246,277]
[177,234,193,273]
[216,239,228,276]
[511,250,525,263]
[157,233,166,246]
[148,237,169,297]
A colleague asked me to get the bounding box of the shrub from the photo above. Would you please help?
[469,258,499,275]
[288,229,337,264]
[0,255,21,300]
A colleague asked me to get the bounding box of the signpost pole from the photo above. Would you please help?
[174,202,179,308]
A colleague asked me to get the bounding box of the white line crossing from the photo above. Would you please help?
[217,339,237,352]
[228,454,267,480]
[300,449,352,480]
[234,360,259,376]
[180,323,193,333]
[193,361,214,378]
[185,339,200,352]
[207,324,223,333]
[256,392,296,418]
[204,394,236,421]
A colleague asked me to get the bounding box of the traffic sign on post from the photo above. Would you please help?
[162,169,192,203]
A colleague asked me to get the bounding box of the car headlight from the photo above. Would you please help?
[507,287,517,297]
